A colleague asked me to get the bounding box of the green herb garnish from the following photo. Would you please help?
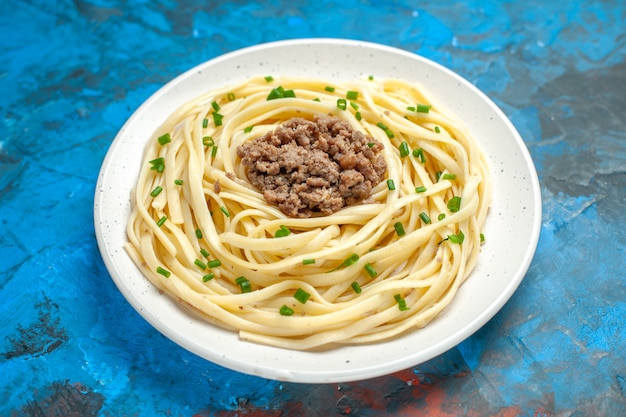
[279,305,294,316]
[156,266,171,278]
[294,288,311,304]
[394,294,409,311]
[150,186,163,197]
[447,196,462,212]
[274,225,291,238]
[158,133,171,145]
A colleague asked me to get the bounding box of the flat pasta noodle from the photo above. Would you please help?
[125,75,492,350]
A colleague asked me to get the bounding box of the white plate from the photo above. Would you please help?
[94,38,541,383]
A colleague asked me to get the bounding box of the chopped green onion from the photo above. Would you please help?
[194,259,207,270]
[351,281,362,294]
[337,98,347,110]
[274,225,291,238]
[158,133,171,145]
[174,179,184,186]
[200,248,210,258]
[447,196,462,212]
[240,281,252,293]
[202,136,214,147]
[266,86,295,100]
[412,148,426,163]
[264,75,274,82]
[212,112,224,127]
[419,212,432,224]
[266,88,282,100]
[367,142,375,148]
[211,145,218,157]
[302,258,315,265]
[394,294,409,311]
[227,92,236,101]
[211,101,221,112]
[480,233,486,243]
[398,141,410,158]
[435,171,443,182]
[447,230,465,244]
[387,179,396,190]
[279,305,294,316]
[294,288,311,304]
[416,104,431,113]
[220,206,230,217]
[324,86,335,92]
[343,253,360,267]
[244,125,254,133]
[376,122,394,138]
[207,259,222,268]
[195,228,203,239]
[442,173,457,180]
[156,216,167,227]
[149,157,165,173]
[150,186,163,197]
[434,126,441,133]
[368,75,374,80]
[202,273,214,282]
[349,101,359,110]
[156,266,171,278]
[312,98,320,102]
[407,106,416,112]
[394,222,406,236]
[346,90,358,100]
[203,118,209,128]
[415,186,427,193]
[356,111,362,121]
[364,263,377,277]
[235,276,251,293]
[329,253,360,272]
[438,213,446,221]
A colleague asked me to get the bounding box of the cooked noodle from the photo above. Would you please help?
[125,75,492,350]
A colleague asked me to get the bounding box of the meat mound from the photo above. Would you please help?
[237,115,387,218]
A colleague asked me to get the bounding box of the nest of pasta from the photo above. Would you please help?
[125,75,492,350]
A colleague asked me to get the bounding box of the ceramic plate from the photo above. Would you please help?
[94,38,541,383]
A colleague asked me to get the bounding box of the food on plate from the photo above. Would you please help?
[125,75,492,350]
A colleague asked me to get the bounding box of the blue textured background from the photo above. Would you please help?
[1,1,625,416]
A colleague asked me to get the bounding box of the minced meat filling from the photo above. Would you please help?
[236,115,387,218]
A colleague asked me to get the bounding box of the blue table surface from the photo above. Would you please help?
[1,1,625,415]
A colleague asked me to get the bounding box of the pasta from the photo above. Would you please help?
[125,75,492,350]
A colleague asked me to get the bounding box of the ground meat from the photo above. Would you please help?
[236,115,387,218]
